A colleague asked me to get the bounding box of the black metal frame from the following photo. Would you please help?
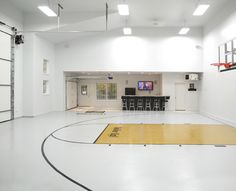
[121,96,170,111]
[0,22,17,122]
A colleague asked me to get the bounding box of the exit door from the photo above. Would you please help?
[175,83,186,111]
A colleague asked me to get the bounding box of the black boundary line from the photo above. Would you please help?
[41,135,93,191]
[93,124,110,144]
[41,113,236,191]
[53,123,109,130]
[49,113,141,135]
[41,113,148,191]
[51,134,93,145]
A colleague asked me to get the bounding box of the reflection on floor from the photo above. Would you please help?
[0,111,236,191]
[95,124,236,145]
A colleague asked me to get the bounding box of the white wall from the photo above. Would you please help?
[162,73,200,111]
[0,1,23,118]
[22,34,34,116]
[200,0,236,127]
[77,74,162,109]
[23,34,56,116]
[56,27,203,72]
[55,27,203,110]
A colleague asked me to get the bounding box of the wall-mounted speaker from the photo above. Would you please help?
[15,35,24,45]
[125,80,128,85]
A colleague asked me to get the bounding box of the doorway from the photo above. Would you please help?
[175,83,186,111]
[66,81,78,110]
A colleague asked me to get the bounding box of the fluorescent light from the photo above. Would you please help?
[38,6,57,17]
[179,27,190,35]
[193,4,210,16]
[123,27,132,35]
[118,4,129,15]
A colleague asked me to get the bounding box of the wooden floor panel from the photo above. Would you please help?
[95,124,236,145]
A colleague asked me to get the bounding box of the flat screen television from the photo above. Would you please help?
[138,81,153,91]
[125,88,136,95]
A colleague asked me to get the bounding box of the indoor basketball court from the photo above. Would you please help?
[0,0,236,191]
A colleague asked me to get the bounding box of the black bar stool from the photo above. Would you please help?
[137,99,144,110]
[129,98,135,110]
[145,98,152,111]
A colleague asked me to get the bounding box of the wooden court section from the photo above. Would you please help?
[95,124,236,145]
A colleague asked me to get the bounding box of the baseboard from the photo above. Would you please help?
[200,111,236,127]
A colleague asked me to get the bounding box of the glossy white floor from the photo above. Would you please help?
[0,111,236,191]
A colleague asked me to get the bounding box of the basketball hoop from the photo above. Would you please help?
[211,63,233,69]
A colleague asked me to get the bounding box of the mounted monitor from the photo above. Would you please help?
[138,81,153,91]
[125,88,136,95]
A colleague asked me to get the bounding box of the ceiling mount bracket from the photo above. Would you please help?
[57,3,64,31]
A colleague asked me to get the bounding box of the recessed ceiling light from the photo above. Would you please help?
[38,6,57,17]
[179,27,190,35]
[118,4,129,16]
[193,4,210,16]
[123,27,132,35]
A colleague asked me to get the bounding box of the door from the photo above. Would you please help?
[66,81,78,110]
[175,83,186,111]
[0,30,12,122]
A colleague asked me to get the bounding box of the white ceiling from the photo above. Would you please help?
[8,0,230,43]
[10,0,109,13]
[10,0,230,26]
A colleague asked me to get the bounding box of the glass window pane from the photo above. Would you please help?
[96,83,106,100]
[43,59,49,74]
[233,39,236,63]
[226,41,232,52]
[43,80,49,94]
[219,46,225,63]
[107,83,117,100]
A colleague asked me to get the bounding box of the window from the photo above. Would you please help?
[43,59,49,74]
[96,83,106,100]
[107,83,117,100]
[96,83,117,100]
[43,80,49,95]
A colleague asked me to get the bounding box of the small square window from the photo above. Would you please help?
[43,80,49,95]
[43,59,49,74]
